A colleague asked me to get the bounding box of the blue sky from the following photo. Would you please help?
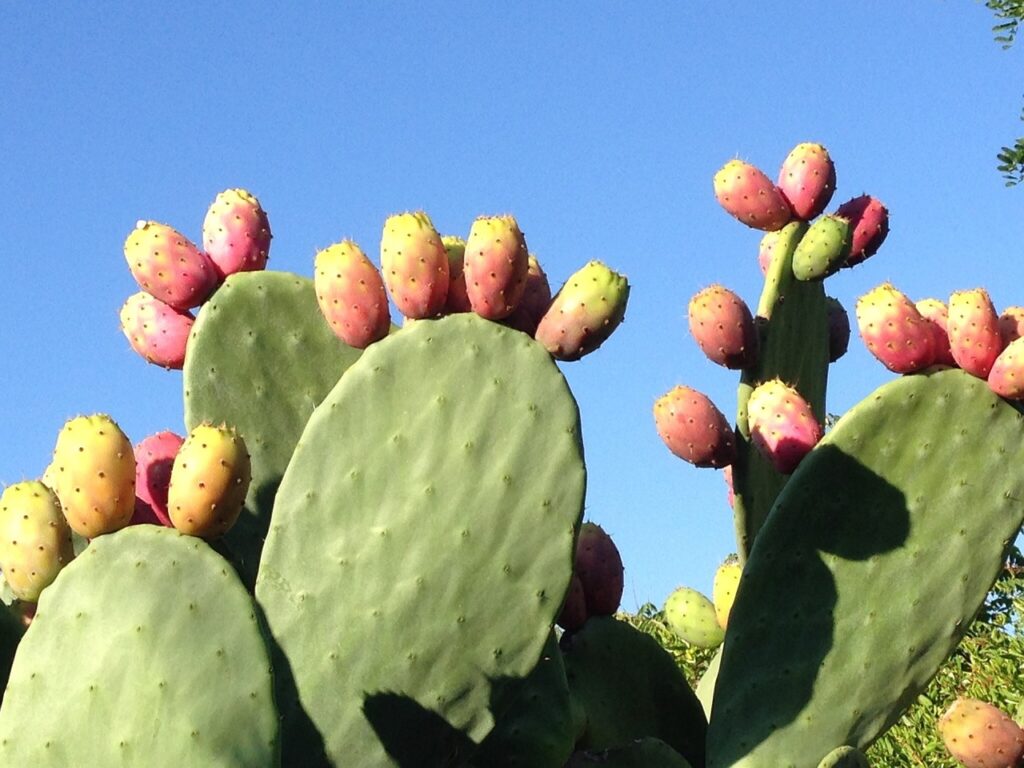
[1,3,1022,608]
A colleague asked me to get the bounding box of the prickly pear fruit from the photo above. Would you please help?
[948,288,1004,379]
[464,214,529,320]
[713,159,791,231]
[758,230,779,275]
[441,235,471,314]
[856,283,937,373]
[557,573,588,632]
[168,423,251,539]
[653,385,736,468]
[664,586,724,648]
[835,195,889,267]
[379,211,449,319]
[129,431,184,527]
[723,465,735,509]
[916,298,957,366]
[119,291,194,369]
[124,220,218,310]
[0,481,74,601]
[938,697,1024,768]
[688,285,758,369]
[574,522,624,617]
[988,337,1024,400]
[746,378,822,474]
[998,306,1024,345]
[712,555,741,630]
[826,296,851,363]
[314,240,391,349]
[534,260,629,361]
[791,214,851,281]
[777,142,836,221]
[504,254,552,336]
[49,414,135,538]
[201,188,272,278]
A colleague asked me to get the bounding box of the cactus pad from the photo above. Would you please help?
[256,314,586,765]
[0,526,278,766]
[707,368,1024,767]
[184,271,364,585]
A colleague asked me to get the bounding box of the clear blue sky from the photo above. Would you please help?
[2,3,1022,608]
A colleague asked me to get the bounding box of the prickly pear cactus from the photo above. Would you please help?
[184,271,366,585]
[255,314,586,765]
[0,526,278,767]
[707,369,1024,767]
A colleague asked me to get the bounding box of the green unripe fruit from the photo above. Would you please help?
[792,214,851,281]
[664,586,724,648]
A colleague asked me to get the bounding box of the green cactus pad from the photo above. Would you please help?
[0,526,278,766]
[734,220,828,559]
[707,368,1024,768]
[184,271,365,586]
[256,314,586,766]
[696,647,723,720]
[468,631,577,767]
[816,746,869,768]
[561,616,707,768]
[565,737,694,767]
[0,603,23,705]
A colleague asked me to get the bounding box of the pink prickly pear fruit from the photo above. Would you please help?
[314,240,391,349]
[534,261,629,361]
[688,285,758,369]
[948,288,1004,379]
[835,195,889,267]
[653,386,736,468]
[938,697,1024,768]
[988,337,1024,400]
[49,414,135,538]
[464,215,530,320]
[998,306,1024,345]
[124,220,219,310]
[915,298,957,366]
[441,235,472,314]
[380,211,449,319]
[129,431,184,527]
[574,522,624,617]
[712,555,742,630]
[168,423,251,539]
[119,291,194,370]
[777,142,836,221]
[747,379,822,474]
[713,159,792,231]
[723,465,735,509]
[825,296,851,363]
[855,283,937,374]
[758,230,780,276]
[556,573,588,632]
[201,188,272,278]
[0,481,74,602]
[504,254,552,336]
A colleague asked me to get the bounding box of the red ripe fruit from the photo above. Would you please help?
[688,285,758,369]
[119,291,195,370]
[998,306,1024,345]
[938,697,1024,768]
[713,159,792,231]
[653,386,736,468]
[441,236,472,314]
[747,379,822,475]
[825,296,850,363]
[855,283,936,374]
[504,254,552,336]
[988,337,1024,400]
[835,195,889,267]
[573,522,624,617]
[948,288,1004,379]
[380,211,449,320]
[202,188,272,279]
[556,573,588,631]
[314,240,392,349]
[129,431,184,527]
[915,298,957,366]
[777,142,836,221]
[124,221,219,310]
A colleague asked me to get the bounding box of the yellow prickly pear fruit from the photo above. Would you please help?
[712,555,742,630]
[168,423,251,539]
[49,414,135,538]
[0,481,75,601]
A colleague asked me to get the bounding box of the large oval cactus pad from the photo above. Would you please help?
[0,526,278,767]
[256,314,586,765]
[707,368,1024,767]
[184,271,364,586]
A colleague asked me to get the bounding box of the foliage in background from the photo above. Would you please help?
[983,1,1024,185]
[621,545,1024,766]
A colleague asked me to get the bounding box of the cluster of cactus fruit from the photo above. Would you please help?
[1,140,1023,767]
